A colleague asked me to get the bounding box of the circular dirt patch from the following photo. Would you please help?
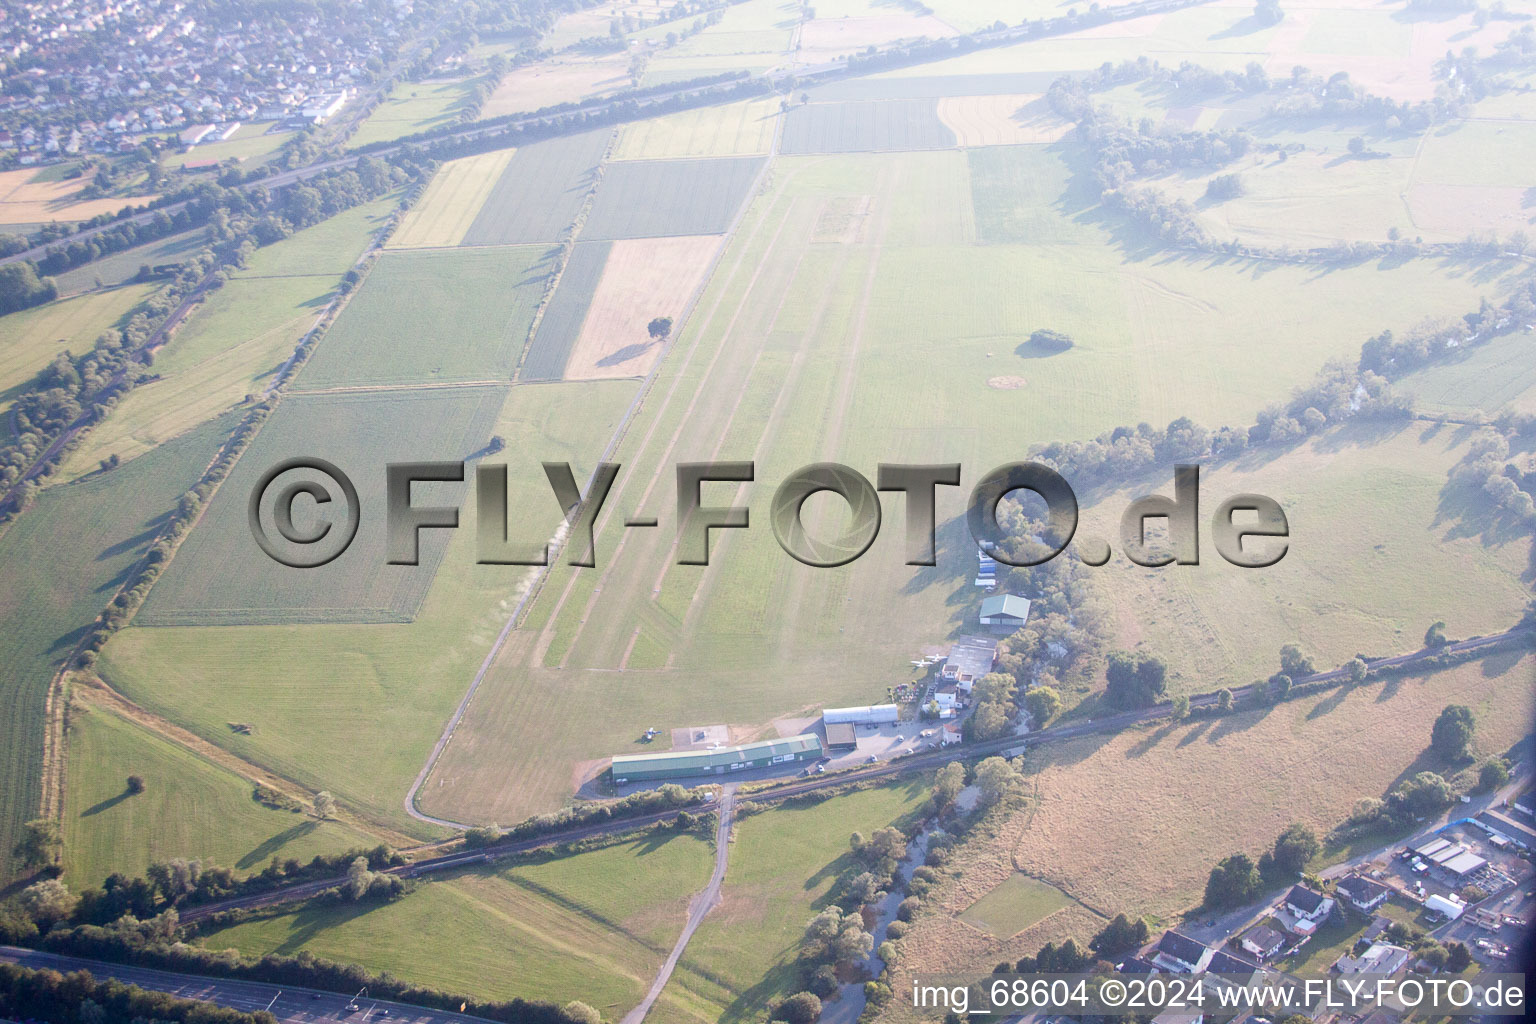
[987,375,1028,390]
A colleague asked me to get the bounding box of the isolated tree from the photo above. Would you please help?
[1346,657,1368,684]
[1347,136,1366,156]
[13,819,62,870]
[1205,853,1261,908]
[1431,705,1475,761]
[1170,694,1190,721]
[774,992,823,1024]
[1104,651,1167,708]
[562,1002,602,1024]
[1424,620,1449,648]
[974,755,1022,807]
[1478,758,1510,792]
[1271,823,1320,876]
[932,761,965,811]
[1024,685,1061,726]
[1254,0,1284,24]
[647,316,673,340]
[345,856,373,901]
[1271,673,1293,699]
[313,790,336,819]
[1216,687,1235,712]
[19,878,78,926]
[1279,644,1314,678]
[126,775,145,795]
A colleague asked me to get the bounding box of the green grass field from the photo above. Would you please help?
[296,246,551,389]
[161,124,297,170]
[658,780,930,1023]
[0,283,158,412]
[53,230,209,296]
[582,156,764,239]
[101,380,638,834]
[0,412,236,882]
[463,129,611,245]
[614,98,780,161]
[780,99,956,155]
[519,240,610,381]
[58,199,397,483]
[1396,330,1536,417]
[63,705,370,887]
[137,386,508,626]
[663,0,798,58]
[957,874,1078,938]
[349,80,475,149]
[197,830,713,1015]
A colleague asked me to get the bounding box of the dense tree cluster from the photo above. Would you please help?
[1103,651,1167,709]
[0,963,273,1024]
[1431,704,1476,761]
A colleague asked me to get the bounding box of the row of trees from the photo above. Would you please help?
[0,963,274,1024]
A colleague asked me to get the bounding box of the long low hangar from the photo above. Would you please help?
[612,734,823,782]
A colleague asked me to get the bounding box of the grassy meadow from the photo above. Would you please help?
[0,413,236,882]
[63,705,370,887]
[197,831,713,1016]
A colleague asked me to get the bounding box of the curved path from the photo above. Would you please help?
[621,785,737,1024]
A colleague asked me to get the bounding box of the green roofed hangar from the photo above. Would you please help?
[612,734,823,783]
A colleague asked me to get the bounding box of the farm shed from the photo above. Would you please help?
[979,594,1030,631]
[612,734,822,782]
[822,705,899,726]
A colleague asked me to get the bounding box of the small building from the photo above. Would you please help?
[1238,924,1287,960]
[1116,956,1160,975]
[1424,893,1465,921]
[1283,886,1334,933]
[179,122,214,147]
[824,721,857,748]
[822,704,899,726]
[1150,931,1212,974]
[979,594,1031,632]
[1203,949,1261,980]
[1334,942,1411,975]
[941,635,998,691]
[612,734,822,782]
[939,722,962,746]
[1335,875,1391,914]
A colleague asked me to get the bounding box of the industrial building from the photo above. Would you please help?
[824,722,858,748]
[979,594,1031,632]
[822,704,899,726]
[612,734,823,782]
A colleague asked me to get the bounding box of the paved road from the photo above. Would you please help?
[0,946,493,1024]
[621,786,738,1024]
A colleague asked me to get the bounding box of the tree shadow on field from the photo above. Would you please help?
[899,512,978,630]
[95,511,174,562]
[1204,704,1274,744]
[81,789,133,817]
[1208,15,1266,40]
[265,898,385,956]
[1176,718,1213,747]
[1305,683,1352,721]
[237,821,320,870]
[1125,719,1182,758]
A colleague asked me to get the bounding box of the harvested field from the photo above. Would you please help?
[780,99,957,154]
[138,386,507,626]
[481,57,628,118]
[462,129,611,245]
[565,235,719,379]
[0,167,159,225]
[937,94,1073,147]
[797,14,958,63]
[519,240,611,381]
[388,150,516,248]
[296,246,550,389]
[582,156,763,239]
[1010,654,1536,920]
[613,98,779,160]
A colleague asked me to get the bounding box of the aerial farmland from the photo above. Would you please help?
[0,0,1534,1022]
